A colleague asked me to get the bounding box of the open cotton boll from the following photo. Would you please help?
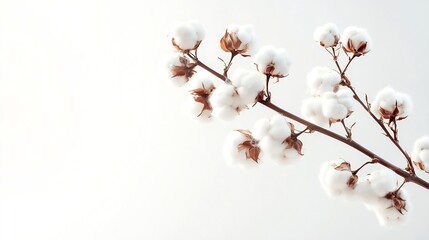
[307,66,341,96]
[230,69,265,104]
[354,179,379,204]
[364,169,398,197]
[221,24,258,56]
[319,160,357,198]
[170,20,205,51]
[223,130,260,168]
[253,46,291,78]
[322,88,354,122]
[372,189,411,227]
[165,53,196,87]
[313,23,340,48]
[184,76,215,122]
[370,87,412,120]
[301,97,328,126]
[411,136,429,172]
[186,75,215,91]
[341,26,372,56]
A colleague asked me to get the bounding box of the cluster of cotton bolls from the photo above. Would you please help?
[166,21,266,122]
[253,46,291,78]
[301,66,354,126]
[220,24,258,56]
[370,87,412,122]
[314,23,372,56]
[224,115,303,168]
[210,69,264,121]
[319,161,411,226]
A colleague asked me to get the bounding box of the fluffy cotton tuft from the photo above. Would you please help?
[313,23,340,48]
[340,26,372,56]
[252,115,301,165]
[170,20,205,51]
[321,88,354,123]
[230,69,265,104]
[182,76,215,122]
[363,170,398,197]
[370,87,412,120]
[223,130,260,168]
[411,136,429,172]
[165,53,196,87]
[319,160,357,198]
[301,97,328,126]
[253,46,291,78]
[210,84,242,121]
[307,66,341,96]
[220,24,258,56]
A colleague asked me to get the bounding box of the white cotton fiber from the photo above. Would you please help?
[307,66,341,96]
[341,26,372,55]
[253,46,291,77]
[301,97,328,126]
[313,23,340,48]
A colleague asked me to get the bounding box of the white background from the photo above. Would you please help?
[1,0,429,239]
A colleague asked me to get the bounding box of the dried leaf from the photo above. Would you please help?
[334,162,351,171]
[414,161,426,171]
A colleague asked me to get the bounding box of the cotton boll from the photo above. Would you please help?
[165,53,196,87]
[411,136,429,172]
[170,21,204,51]
[231,69,264,105]
[251,118,270,140]
[223,131,259,169]
[268,115,291,141]
[341,26,372,56]
[301,97,328,126]
[371,87,412,120]
[322,89,353,122]
[319,160,357,198]
[253,46,291,78]
[221,24,258,56]
[307,66,341,96]
[313,23,340,48]
[372,189,411,227]
[364,169,398,197]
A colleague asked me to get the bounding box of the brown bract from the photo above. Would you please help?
[385,191,408,215]
[172,38,202,52]
[343,39,368,57]
[236,129,260,163]
[170,56,197,83]
[256,63,286,79]
[283,123,304,155]
[220,31,249,56]
[190,84,214,117]
[414,161,427,173]
[334,161,358,188]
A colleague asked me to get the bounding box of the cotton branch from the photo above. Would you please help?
[186,53,429,191]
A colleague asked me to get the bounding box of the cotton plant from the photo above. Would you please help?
[164,20,429,227]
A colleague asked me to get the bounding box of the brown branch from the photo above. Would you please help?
[189,55,429,190]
